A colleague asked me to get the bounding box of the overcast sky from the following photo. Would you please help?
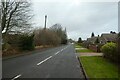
[31,0,118,41]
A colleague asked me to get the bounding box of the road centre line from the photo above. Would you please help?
[11,74,21,80]
[55,51,60,55]
[65,46,68,49]
[55,47,67,55]
[60,46,68,52]
[37,46,68,66]
[61,48,64,51]
[37,56,52,65]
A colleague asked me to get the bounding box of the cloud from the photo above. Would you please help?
[32,1,118,40]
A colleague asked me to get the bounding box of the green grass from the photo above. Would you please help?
[75,44,83,48]
[76,48,93,53]
[80,56,119,78]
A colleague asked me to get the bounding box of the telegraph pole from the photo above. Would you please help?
[44,15,47,29]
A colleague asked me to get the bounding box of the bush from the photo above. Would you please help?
[2,43,11,51]
[2,43,20,56]
[34,29,61,46]
[19,34,35,50]
[101,42,118,62]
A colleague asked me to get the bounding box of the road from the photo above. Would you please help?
[2,44,85,79]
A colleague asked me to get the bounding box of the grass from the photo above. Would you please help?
[75,44,83,48]
[75,43,94,53]
[76,48,93,53]
[80,56,119,78]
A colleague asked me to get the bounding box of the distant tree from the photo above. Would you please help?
[50,24,63,38]
[50,23,68,44]
[68,38,74,43]
[78,37,82,43]
[61,28,67,44]
[98,35,99,37]
[91,32,95,37]
[95,37,99,44]
[110,31,116,34]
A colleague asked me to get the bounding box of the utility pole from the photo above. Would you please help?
[44,15,47,29]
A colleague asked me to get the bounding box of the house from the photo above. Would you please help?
[86,33,117,45]
[83,32,118,52]
[86,37,98,44]
[86,37,99,52]
[100,33,117,44]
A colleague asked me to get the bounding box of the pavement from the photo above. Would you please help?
[2,44,85,79]
[75,47,103,57]
[76,52,103,57]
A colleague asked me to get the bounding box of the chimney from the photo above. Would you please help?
[44,15,47,29]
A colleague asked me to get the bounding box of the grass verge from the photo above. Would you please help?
[80,56,119,78]
[75,44,83,48]
[76,48,93,53]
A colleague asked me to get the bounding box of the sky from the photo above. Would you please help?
[31,0,118,41]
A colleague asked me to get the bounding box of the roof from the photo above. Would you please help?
[87,37,98,43]
[101,33,117,42]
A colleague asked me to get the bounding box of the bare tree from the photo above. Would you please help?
[50,24,63,37]
[50,24,67,44]
[34,23,68,46]
[34,28,61,46]
[0,0,33,37]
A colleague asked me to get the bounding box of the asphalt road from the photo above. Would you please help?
[2,44,85,79]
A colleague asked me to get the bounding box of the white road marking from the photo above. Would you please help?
[55,51,60,55]
[37,46,69,66]
[11,74,21,80]
[65,46,68,49]
[61,49,64,51]
[60,46,68,52]
[37,56,52,65]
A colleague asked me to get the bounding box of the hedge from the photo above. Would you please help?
[101,42,118,62]
[19,34,35,50]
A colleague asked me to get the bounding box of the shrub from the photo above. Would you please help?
[34,29,61,46]
[2,43,11,51]
[101,42,118,62]
[19,34,35,50]
[2,43,20,56]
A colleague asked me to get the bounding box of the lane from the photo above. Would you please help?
[37,56,52,66]
[3,44,85,78]
[11,74,21,80]
[2,45,67,78]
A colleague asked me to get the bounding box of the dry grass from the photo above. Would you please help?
[3,45,54,57]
